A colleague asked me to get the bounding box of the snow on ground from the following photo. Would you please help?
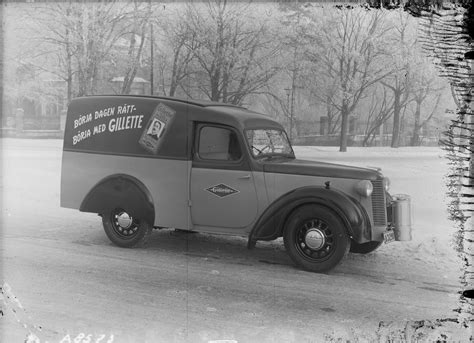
[295,146,460,263]
[294,146,468,340]
[1,139,460,266]
[1,139,468,342]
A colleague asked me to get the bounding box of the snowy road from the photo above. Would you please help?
[0,139,463,342]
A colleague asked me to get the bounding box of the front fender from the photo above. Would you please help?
[248,186,371,247]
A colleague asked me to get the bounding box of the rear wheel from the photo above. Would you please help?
[102,207,151,247]
[350,241,382,254]
[283,204,350,273]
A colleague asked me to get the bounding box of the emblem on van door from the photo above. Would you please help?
[206,184,239,198]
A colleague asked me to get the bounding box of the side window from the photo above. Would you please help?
[197,126,242,161]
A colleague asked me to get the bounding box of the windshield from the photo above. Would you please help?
[245,129,294,159]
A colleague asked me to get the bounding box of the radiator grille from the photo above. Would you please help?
[371,179,387,226]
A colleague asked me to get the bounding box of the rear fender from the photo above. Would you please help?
[248,186,370,247]
[80,174,155,224]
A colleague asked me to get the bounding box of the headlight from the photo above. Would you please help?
[355,180,373,197]
[383,177,390,192]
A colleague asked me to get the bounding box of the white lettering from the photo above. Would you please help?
[73,113,92,129]
[72,129,91,145]
[117,104,136,115]
[94,107,115,120]
[93,124,106,135]
[108,118,116,132]
[108,115,144,133]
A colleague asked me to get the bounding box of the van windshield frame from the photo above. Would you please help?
[245,128,295,160]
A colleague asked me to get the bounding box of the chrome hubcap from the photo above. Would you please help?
[116,211,133,229]
[110,209,139,239]
[296,218,335,262]
[304,228,325,250]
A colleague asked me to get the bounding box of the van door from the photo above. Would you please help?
[190,124,258,229]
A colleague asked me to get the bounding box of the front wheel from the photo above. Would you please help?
[102,208,151,248]
[283,204,350,273]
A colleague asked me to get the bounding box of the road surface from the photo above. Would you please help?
[0,139,464,342]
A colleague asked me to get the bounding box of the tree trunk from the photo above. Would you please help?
[211,16,225,102]
[150,23,154,95]
[410,101,422,146]
[339,102,349,152]
[67,69,72,103]
[210,63,221,101]
[362,122,380,147]
[326,115,332,137]
[90,63,99,95]
[222,70,229,103]
[66,4,73,103]
[169,44,182,97]
[122,32,137,94]
[391,91,401,148]
[325,96,333,135]
[77,69,86,97]
[362,136,369,147]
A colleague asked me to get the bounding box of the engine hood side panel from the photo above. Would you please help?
[263,159,381,180]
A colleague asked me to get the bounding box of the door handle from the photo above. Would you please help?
[238,174,251,180]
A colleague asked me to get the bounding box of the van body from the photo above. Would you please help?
[61,95,412,272]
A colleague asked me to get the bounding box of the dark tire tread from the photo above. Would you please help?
[102,208,152,248]
[283,204,350,273]
[350,241,382,254]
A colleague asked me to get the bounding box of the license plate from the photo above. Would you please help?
[383,230,395,244]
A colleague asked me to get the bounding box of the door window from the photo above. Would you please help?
[197,126,242,161]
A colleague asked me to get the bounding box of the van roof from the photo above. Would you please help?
[88,94,245,108]
[81,95,282,130]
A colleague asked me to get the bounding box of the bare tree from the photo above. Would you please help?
[304,8,393,151]
[411,93,442,145]
[261,83,307,138]
[154,10,200,97]
[23,1,136,100]
[120,1,152,94]
[4,62,60,113]
[261,89,292,126]
[183,0,280,105]
[382,10,416,148]
[362,86,394,146]
[62,2,129,96]
[255,4,311,139]
[409,62,444,145]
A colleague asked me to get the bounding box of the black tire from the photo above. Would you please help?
[283,204,350,273]
[350,241,382,254]
[102,207,152,248]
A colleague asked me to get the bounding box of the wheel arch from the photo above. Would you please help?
[248,186,371,247]
[80,174,155,225]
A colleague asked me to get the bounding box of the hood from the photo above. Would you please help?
[262,158,381,180]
